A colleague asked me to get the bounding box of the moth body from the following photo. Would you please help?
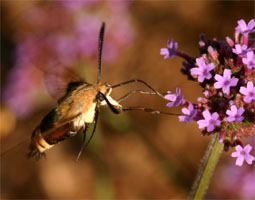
[28,81,122,159]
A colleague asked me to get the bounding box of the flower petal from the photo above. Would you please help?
[245,154,255,164]
[239,86,248,95]
[231,151,239,157]
[198,75,205,83]
[214,81,223,89]
[236,156,245,166]
[235,145,243,152]
[207,124,215,132]
[165,94,176,101]
[230,77,238,86]
[222,85,230,95]
[211,112,219,120]
[231,105,237,114]
[247,81,254,90]
[223,69,231,79]
[214,74,223,82]
[202,110,211,120]
[237,107,245,115]
[196,57,205,68]
[197,119,208,129]
[244,144,252,153]
[182,107,190,115]
[207,63,215,71]
[190,67,200,75]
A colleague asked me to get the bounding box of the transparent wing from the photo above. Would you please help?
[43,63,84,100]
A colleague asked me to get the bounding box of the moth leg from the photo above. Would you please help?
[27,148,46,161]
[84,102,100,147]
[76,124,89,162]
[112,79,164,98]
[117,90,159,103]
[76,95,101,161]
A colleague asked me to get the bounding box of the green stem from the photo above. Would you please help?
[189,133,223,199]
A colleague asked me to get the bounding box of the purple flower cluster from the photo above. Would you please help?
[161,19,255,166]
[3,2,134,118]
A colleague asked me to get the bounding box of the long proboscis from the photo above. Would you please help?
[97,22,105,84]
[122,107,180,116]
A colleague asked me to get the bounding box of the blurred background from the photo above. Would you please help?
[1,1,254,199]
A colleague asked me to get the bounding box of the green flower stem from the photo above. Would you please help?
[189,133,224,199]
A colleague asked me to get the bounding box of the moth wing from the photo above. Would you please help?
[38,111,83,143]
[43,63,84,100]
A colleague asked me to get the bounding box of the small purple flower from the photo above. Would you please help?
[231,144,255,166]
[226,105,245,122]
[179,103,197,123]
[239,81,255,103]
[160,39,178,59]
[190,57,215,82]
[235,19,255,34]
[197,110,221,132]
[214,69,238,95]
[242,51,255,69]
[232,44,248,56]
[165,87,183,107]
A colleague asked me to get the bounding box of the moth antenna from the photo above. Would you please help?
[97,22,105,83]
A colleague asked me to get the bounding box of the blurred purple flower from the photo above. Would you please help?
[3,64,43,117]
[241,172,255,198]
[235,19,255,34]
[232,44,248,56]
[75,15,100,57]
[60,0,97,11]
[190,57,215,82]
[219,161,255,197]
[160,39,178,59]
[226,105,245,122]
[179,103,197,123]
[214,69,238,95]
[3,1,135,118]
[239,81,255,103]
[242,51,255,69]
[49,34,77,66]
[165,87,183,107]
[231,144,255,166]
[197,110,221,132]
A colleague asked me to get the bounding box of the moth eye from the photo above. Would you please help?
[96,93,104,102]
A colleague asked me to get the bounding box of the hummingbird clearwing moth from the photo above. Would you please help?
[24,22,178,161]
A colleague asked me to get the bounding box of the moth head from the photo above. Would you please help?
[97,82,112,97]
